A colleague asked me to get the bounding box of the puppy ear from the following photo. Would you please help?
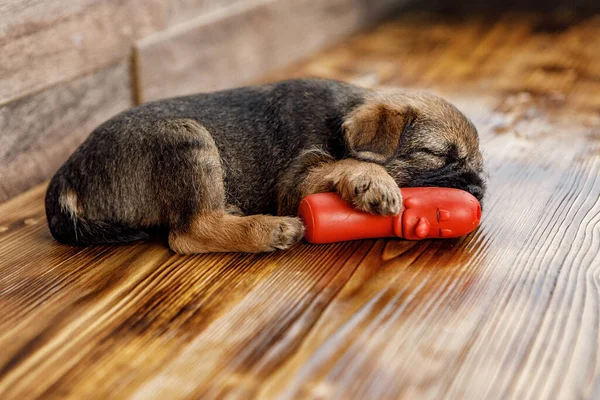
[343,102,414,164]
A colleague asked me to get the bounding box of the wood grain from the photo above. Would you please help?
[0,0,167,105]
[0,61,133,203]
[134,0,408,102]
[166,0,250,26]
[1,12,600,400]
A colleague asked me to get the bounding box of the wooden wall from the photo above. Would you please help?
[0,0,407,203]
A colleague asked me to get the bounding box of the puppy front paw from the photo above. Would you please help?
[271,217,305,250]
[342,173,402,215]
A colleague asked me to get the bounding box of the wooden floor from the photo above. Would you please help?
[1,12,599,400]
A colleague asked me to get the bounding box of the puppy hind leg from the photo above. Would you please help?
[155,119,226,226]
[158,119,304,254]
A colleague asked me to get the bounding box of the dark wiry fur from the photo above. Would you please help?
[45,78,486,253]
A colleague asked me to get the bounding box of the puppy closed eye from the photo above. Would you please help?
[416,148,446,158]
[412,148,446,167]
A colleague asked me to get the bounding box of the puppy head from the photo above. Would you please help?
[343,90,486,201]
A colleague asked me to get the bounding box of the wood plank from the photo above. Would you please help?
[0,0,166,105]
[0,61,133,203]
[134,0,407,102]
[1,12,600,400]
[164,0,409,26]
[166,0,250,26]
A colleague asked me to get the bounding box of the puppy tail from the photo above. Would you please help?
[45,175,151,246]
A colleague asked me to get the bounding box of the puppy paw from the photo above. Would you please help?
[343,173,402,215]
[271,217,305,250]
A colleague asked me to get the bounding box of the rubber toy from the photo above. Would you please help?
[298,187,481,244]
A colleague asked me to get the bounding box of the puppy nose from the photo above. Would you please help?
[466,185,484,201]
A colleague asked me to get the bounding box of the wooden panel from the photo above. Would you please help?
[0,0,98,35]
[164,0,412,31]
[1,12,600,400]
[135,0,406,102]
[0,0,166,105]
[166,0,250,26]
[0,61,133,203]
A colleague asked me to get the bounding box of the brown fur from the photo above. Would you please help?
[294,158,402,215]
[343,101,415,164]
[169,212,304,254]
[56,114,307,255]
[160,120,304,254]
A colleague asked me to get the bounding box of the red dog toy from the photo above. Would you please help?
[298,187,481,244]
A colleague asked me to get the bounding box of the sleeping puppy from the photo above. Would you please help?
[45,78,485,253]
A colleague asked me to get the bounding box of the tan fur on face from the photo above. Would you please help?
[365,90,482,169]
